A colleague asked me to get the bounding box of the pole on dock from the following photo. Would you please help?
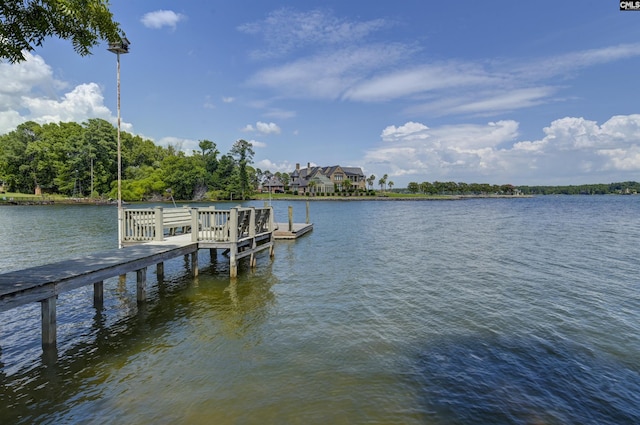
[108,38,130,249]
[306,201,310,224]
[288,206,293,232]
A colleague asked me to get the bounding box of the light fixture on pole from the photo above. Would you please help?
[107,37,130,248]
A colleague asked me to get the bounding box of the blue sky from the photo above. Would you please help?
[2,1,640,186]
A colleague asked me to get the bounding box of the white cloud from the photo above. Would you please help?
[242,11,640,119]
[23,83,112,125]
[363,115,640,185]
[256,122,281,134]
[0,53,132,135]
[381,122,429,142]
[141,10,186,30]
[248,44,410,100]
[157,136,199,153]
[243,121,281,135]
[238,8,390,59]
[344,63,502,102]
[255,159,295,173]
[248,140,267,148]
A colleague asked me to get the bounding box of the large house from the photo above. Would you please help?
[290,163,366,194]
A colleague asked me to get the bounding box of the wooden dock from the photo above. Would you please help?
[0,206,277,351]
[0,204,313,353]
[274,222,314,239]
[273,203,314,239]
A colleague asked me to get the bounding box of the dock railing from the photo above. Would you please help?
[193,206,274,243]
[122,206,274,244]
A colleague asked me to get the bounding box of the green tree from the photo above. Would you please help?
[407,182,419,193]
[158,153,205,201]
[82,118,117,195]
[367,174,375,190]
[0,122,39,192]
[230,139,254,200]
[0,0,124,63]
[378,174,388,192]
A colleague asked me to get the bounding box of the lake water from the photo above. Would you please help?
[0,196,639,424]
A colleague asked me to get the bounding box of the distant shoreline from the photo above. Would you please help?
[1,194,535,206]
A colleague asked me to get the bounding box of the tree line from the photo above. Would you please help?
[0,119,257,201]
[406,181,639,195]
[406,181,517,195]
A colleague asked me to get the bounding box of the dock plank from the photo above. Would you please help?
[0,239,197,309]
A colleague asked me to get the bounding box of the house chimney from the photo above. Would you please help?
[296,163,300,171]
[307,162,311,170]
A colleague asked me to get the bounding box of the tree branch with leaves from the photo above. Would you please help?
[0,0,124,63]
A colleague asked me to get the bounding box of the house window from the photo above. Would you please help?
[335,174,343,181]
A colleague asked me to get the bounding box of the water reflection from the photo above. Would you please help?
[0,251,278,425]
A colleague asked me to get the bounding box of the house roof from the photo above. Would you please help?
[263,176,284,187]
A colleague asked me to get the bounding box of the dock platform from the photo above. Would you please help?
[274,222,314,239]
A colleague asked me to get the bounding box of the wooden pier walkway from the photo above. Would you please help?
[0,204,313,353]
[0,206,276,351]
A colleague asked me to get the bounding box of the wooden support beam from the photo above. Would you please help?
[136,267,147,303]
[41,296,57,348]
[191,251,198,277]
[93,281,104,309]
[156,262,164,279]
[288,206,293,231]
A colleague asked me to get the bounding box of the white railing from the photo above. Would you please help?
[123,208,159,242]
[194,206,273,243]
[122,206,274,244]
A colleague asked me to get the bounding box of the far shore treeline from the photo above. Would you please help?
[0,120,638,201]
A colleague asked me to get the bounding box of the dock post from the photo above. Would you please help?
[93,281,104,309]
[306,201,310,224]
[191,251,198,277]
[269,206,275,258]
[229,207,239,278]
[154,207,164,241]
[191,208,200,242]
[41,296,57,349]
[136,267,147,303]
[157,262,164,280]
[288,206,293,232]
[250,208,257,268]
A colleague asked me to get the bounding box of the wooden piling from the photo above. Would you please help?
[288,206,293,232]
[93,281,104,309]
[136,267,147,302]
[41,297,56,349]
